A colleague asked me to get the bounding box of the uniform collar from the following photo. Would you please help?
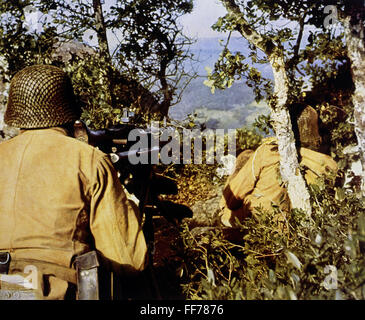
[19,127,69,137]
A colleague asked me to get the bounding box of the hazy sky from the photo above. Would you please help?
[179,0,229,38]
[23,0,230,41]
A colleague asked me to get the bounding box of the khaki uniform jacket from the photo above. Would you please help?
[0,128,147,298]
[220,139,337,227]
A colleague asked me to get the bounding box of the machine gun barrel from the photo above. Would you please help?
[109,146,160,164]
[86,126,135,147]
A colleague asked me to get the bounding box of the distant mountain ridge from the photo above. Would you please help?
[169,37,272,129]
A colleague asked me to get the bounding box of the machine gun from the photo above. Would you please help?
[72,120,192,261]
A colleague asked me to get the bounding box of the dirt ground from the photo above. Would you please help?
[150,172,226,299]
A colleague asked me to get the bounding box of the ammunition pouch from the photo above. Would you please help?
[75,251,100,300]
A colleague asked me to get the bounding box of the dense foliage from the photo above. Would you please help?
[180,176,365,300]
[0,0,194,127]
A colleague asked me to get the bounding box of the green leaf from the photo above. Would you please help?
[204,66,212,75]
[285,251,302,270]
[335,188,346,201]
[203,79,215,88]
[269,269,276,283]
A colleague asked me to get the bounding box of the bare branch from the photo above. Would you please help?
[220,0,276,55]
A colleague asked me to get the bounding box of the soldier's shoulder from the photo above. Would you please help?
[301,148,338,170]
[54,132,108,160]
[257,137,278,154]
[67,136,107,157]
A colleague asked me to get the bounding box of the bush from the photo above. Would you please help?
[179,176,365,300]
[158,118,263,193]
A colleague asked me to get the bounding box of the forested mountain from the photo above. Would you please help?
[169,37,271,129]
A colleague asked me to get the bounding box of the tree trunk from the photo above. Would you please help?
[344,14,365,195]
[269,53,312,214]
[221,0,312,215]
[92,0,115,108]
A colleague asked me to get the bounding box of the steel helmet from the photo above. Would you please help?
[4,65,80,129]
[290,105,322,151]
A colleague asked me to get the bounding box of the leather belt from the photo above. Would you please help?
[10,259,77,285]
[0,253,76,285]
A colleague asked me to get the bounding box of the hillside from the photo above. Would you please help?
[169,37,272,128]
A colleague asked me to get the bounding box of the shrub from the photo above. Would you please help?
[179,176,365,300]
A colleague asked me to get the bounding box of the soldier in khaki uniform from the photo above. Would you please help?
[219,105,337,229]
[0,65,147,299]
